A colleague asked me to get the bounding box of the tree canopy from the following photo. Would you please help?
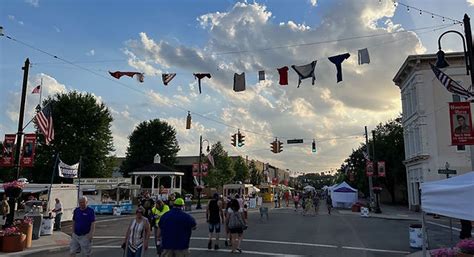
[121,119,180,176]
[204,141,235,189]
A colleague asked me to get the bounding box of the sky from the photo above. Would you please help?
[1,0,473,174]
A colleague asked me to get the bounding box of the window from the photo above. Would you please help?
[457,145,466,151]
[452,94,461,102]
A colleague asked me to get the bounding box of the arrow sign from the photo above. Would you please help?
[287,139,304,144]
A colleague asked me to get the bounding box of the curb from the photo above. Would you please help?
[338,211,420,221]
[4,245,69,257]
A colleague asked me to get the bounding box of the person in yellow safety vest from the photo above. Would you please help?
[152,200,169,256]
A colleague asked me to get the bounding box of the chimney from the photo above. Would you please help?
[154,154,161,164]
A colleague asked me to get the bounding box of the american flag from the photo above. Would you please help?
[31,85,41,94]
[35,105,54,145]
[207,153,215,167]
[431,64,473,99]
[162,73,176,86]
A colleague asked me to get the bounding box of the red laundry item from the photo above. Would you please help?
[109,71,144,83]
[277,66,289,85]
[193,73,211,94]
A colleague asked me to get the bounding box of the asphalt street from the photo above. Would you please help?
[36,203,431,257]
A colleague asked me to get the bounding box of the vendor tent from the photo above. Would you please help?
[331,182,358,208]
[421,171,474,221]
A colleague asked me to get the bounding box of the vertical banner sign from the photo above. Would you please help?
[377,161,386,177]
[192,163,199,176]
[272,177,279,185]
[0,134,16,167]
[449,102,474,145]
[20,134,36,167]
[201,163,209,176]
[366,161,374,177]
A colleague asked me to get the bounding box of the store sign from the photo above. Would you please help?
[449,102,474,145]
[0,134,16,167]
[73,178,132,185]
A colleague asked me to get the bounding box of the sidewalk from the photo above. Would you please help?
[336,203,421,221]
[4,231,71,256]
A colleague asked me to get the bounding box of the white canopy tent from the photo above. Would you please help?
[420,172,474,256]
[331,182,358,208]
[421,172,474,220]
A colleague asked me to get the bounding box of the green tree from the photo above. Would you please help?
[204,142,234,190]
[121,119,180,176]
[31,91,115,182]
[249,161,263,186]
[233,156,249,183]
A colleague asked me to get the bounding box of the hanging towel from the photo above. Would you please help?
[193,73,211,94]
[291,61,317,88]
[258,70,265,81]
[233,72,246,92]
[162,73,176,85]
[328,53,350,83]
[277,66,289,86]
[358,48,370,65]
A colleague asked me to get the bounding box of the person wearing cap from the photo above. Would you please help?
[157,198,196,257]
[122,207,150,257]
[152,200,170,256]
[206,193,224,250]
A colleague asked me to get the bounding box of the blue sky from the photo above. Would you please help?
[1,0,473,174]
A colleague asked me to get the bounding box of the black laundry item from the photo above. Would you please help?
[328,53,350,83]
[193,73,211,94]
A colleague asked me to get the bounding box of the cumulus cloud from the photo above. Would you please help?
[122,1,424,172]
[468,0,474,6]
[86,49,95,56]
[25,0,39,7]
[309,0,318,7]
[53,26,61,33]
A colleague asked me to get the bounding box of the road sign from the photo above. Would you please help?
[437,169,457,175]
[287,139,303,144]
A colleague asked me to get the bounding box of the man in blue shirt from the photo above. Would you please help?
[70,196,96,257]
[158,198,196,257]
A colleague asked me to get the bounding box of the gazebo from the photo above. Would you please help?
[129,154,184,196]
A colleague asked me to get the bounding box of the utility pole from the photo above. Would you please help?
[372,130,382,213]
[365,126,374,208]
[196,135,203,209]
[14,58,30,179]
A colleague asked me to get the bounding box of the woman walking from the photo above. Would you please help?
[226,199,246,253]
[122,207,151,257]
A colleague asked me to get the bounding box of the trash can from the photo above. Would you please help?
[41,217,54,236]
[113,206,122,216]
[185,200,192,212]
[25,211,43,240]
[360,207,369,217]
[409,224,423,249]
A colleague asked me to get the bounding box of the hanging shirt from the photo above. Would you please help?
[109,71,144,83]
[328,53,350,83]
[277,66,289,86]
[233,72,246,92]
[358,48,370,65]
[258,70,265,81]
[162,73,176,85]
[193,73,211,94]
[291,61,317,88]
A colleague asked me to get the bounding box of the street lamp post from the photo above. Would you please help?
[436,14,474,171]
[196,135,210,210]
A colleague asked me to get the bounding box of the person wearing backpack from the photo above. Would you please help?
[226,199,246,253]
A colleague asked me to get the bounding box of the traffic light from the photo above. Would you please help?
[277,140,283,153]
[231,133,237,147]
[270,139,277,153]
[312,139,316,153]
[237,130,245,147]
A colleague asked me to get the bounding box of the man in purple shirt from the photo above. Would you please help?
[70,196,96,257]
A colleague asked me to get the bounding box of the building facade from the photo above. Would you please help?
[393,52,472,211]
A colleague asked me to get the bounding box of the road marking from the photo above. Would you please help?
[341,246,410,254]
[91,245,304,256]
[190,236,338,249]
[94,216,133,224]
[92,236,408,254]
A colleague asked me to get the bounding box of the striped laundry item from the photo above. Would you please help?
[162,73,176,86]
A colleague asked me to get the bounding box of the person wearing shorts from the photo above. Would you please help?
[226,199,246,253]
[206,193,224,250]
[70,196,95,257]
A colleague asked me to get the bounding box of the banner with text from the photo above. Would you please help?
[0,134,16,167]
[192,163,209,177]
[20,134,36,167]
[58,160,80,178]
[377,161,386,177]
[449,102,474,145]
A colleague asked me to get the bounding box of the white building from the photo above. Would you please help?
[393,52,472,211]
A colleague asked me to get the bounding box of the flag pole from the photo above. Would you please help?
[47,153,60,212]
[77,156,82,205]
